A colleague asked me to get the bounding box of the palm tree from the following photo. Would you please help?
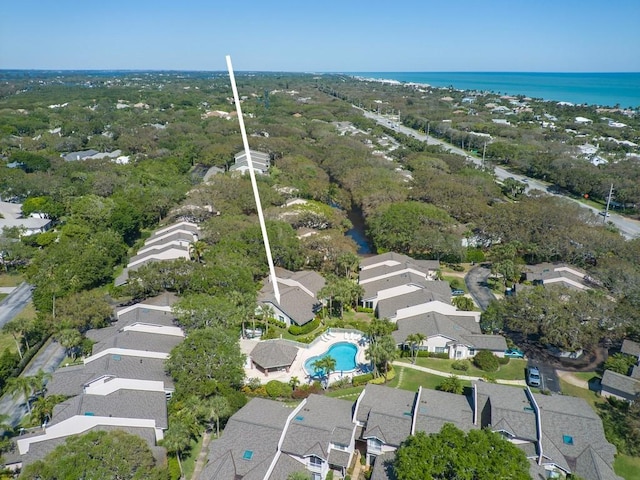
[162,421,192,479]
[289,376,301,391]
[205,395,230,439]
[405,333,426,364]
[55,328,82,360]
[311,356,337,387]
[188,241,207,264]
[5,375,41,415]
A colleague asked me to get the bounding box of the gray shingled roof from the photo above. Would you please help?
[621,339,640,358]
[46,355,173,397]
[391,311,504,352]
[475,383,537,441]
[259,269,325,326]
[361,272,431,300]
[250,340,299,370]
[370,451,397,480]
[377,289,450,319]
[601,369,640,398]
[266,452,310,480]
[91,329,182,355]
[328,448,351,467]
[281,395,355,458]
[358,385,415,447]
[574,446,624,480]
[203,398,299,480]
[413,388,475,435]
[51,390,168,428]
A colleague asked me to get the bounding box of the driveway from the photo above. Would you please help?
[465,265,496,311]
[527,357,561,393]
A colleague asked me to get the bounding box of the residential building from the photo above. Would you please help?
[229,149,270,175]
[115,221,200,286]
[10,294,182,469]
[204,382,621,480]
[601,370,640,402]
[391,311,507,359]
[258,267,325,327]
[0,201,52,236]
[525,263,595,290]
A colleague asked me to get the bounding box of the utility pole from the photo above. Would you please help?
[603,183,614,224]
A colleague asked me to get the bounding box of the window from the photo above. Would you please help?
[312,474,321,480]
[456,351,462,358]
[435,347,447,354]
[368,438,383,454]
[278,315,285,322]
[309,456,322,467]
[365,301,373,309]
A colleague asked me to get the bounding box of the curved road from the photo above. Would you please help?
[464,265,496,311]
[360,108,640,239]
[0,283,66,428]
[0,282,33,329]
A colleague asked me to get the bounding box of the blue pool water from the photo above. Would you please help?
[305,342,358,375]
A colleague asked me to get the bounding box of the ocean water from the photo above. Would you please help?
[348,72,640,109]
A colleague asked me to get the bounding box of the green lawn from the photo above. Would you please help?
[180,433,204,480]
[558,378,605,410]
[0,273,24,287]
[614,454,640,480]
[387,365,471,392]
[400,357,527,381]
[325,385,364,400]
[572,371,601,383]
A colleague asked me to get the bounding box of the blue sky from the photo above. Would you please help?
[1,0,639,72]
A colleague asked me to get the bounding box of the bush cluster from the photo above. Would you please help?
[451,360,470,372]
[473,350,499,372]
[291,381,323,399]
[265,380,292,398]
[417,351,449,359]
[288,318,320,336]
[352,373,374,386]
[356,307,374,313]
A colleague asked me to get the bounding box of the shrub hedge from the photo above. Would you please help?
[473,350,499,372]
[288,318,320,336]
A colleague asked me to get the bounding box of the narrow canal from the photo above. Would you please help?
[346,206,373,255]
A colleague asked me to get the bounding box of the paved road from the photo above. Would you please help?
[0,340,66,428]
[527,358,561,394]
[0,284,66,428]
[465,265,496,311]
[0,282,33,329]
[360,109,640,239]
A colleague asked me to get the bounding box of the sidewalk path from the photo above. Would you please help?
[191,431,212,480]
[392,361,526,386]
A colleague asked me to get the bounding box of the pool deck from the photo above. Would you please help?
[240,330,369,385]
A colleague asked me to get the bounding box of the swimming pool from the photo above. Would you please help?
[305,342,358,375]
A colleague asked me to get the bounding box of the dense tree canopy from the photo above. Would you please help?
[19,430,168,480]
[394,424,531,480]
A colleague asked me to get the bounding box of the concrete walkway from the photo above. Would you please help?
[392,361,527,386]
[191,431,212,480]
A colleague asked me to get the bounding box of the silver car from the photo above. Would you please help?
[527,366,541,387]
